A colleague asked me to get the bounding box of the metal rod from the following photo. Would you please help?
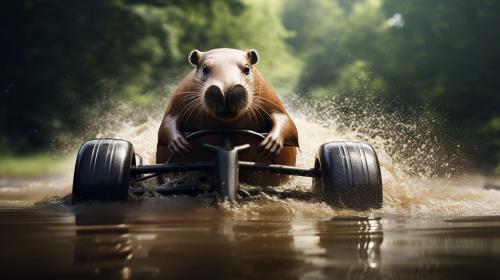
[130,161,213,175]
[222,134,232,150]
[132,161,320,177]
[135,173,160,182]
[239,161,321,177]
[154,185,210,196]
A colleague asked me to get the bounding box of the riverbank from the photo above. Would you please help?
[0,154,72,178]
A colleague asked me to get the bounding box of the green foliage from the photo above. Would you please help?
[0,154,70,177]
[1,0,168,151]
[0,0,294,154]
[283,0,500,171]
[482,117,500,174]
[232,0,301,88]
[377,0,500,170]
[310,60,386,100]
[284,0,386,92]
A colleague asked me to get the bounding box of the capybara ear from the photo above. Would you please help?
[247,49,259,65]
[189,49,200,66]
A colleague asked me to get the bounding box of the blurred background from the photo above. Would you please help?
[1,0,499,176]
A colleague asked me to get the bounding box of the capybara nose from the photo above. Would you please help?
[226,84,248,110]
[204,85,224,109]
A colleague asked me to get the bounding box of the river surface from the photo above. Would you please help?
[0,197,499,279]
[1,112,500,279]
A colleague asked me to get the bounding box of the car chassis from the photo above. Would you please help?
[73,129,383,210]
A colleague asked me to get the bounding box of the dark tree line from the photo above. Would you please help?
[0,0,247,151]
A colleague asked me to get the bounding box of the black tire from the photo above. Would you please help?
[313,141,382,210]
[72,139,136,201]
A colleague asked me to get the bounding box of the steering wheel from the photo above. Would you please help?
[167,129,268,163]
[185,129,266,142]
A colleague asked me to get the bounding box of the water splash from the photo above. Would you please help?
[2,96,499,217]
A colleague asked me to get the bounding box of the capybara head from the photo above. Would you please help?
[188,48,259,120]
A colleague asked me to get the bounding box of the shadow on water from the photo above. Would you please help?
[69,209,385,279]
[1,204,500,279]
[0,199,384,279]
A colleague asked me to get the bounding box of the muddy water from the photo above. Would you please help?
[1,108,500,279]
[1,206,499,279]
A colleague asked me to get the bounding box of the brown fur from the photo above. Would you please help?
[156,48,298,186]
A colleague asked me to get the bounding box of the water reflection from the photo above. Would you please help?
[70,208,386,279]
[291,217,383,279]
[74,210,135,279]
[72,210,306,279]
[320,217,383,270]
[142,216,305,279]
[2,207,500,279]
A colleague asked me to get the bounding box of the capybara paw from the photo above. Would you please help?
[259,134,283,159]
[168,135,191,156]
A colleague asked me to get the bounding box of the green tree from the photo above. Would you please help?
[283,0,386,95]
[1,0,170,151]
[378,0,500,170]
[2,0,293,153]
[283,0,500,171]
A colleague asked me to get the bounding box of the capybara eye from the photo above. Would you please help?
[243,64,250,75]
[202,64,210,75]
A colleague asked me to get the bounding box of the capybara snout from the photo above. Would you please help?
[204,83,248,118]
[204,85,224,111]
[226,84,247,109]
